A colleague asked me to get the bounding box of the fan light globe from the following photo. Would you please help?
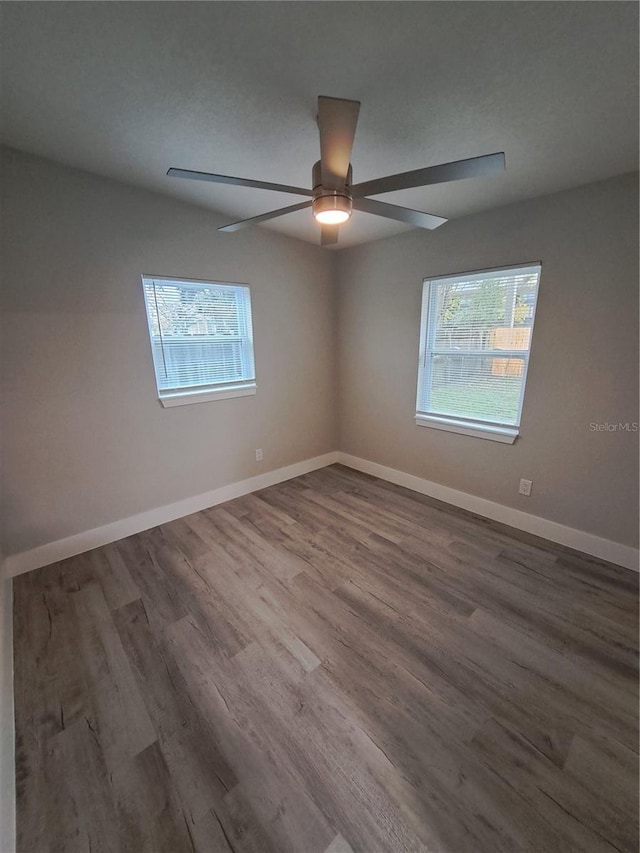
[312,193,352,226]
[315,208,350,225]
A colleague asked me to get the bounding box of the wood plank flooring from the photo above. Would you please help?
[13,464,639,853]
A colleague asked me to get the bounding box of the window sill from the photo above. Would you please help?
[159,383,257,408]
[414,413,518,444]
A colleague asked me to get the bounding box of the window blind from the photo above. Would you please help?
[416,264,541,430]
[142,277,255,395]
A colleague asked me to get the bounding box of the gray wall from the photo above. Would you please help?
[337,173,639,548]
[0,148,337,555]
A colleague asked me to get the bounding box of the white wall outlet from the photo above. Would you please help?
[519,478,533,496]
[255,448,263,462]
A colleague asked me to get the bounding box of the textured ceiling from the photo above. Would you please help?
[1,2,637,248]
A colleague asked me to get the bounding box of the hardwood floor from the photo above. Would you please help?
[13,464,639,853]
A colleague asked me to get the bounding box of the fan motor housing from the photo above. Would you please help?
[312,161,353,222]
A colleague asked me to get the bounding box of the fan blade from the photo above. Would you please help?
[353,197,447,230]
[317,96,361,190]
[320,225,339,246]
[352,152,505,198]
[168,167,312,197]
[218,200,312,232]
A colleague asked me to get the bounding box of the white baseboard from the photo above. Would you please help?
[0,578,15,853]
[337,453,640,572]
[2,452,339,578]
[4,448,637,577]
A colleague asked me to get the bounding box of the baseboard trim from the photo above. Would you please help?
[2,452,339,578]
[337,453,639,572]
[4,449,637,577]
[0,578,15,853]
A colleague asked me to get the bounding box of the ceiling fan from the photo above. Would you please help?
[167,96,505,246]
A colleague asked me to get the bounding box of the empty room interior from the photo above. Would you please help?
[1,3,639,852]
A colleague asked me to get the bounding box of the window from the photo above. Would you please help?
[415,263,541,443]
[142,276,256,407]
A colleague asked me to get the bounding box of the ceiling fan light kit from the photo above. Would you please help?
[168,96,505,246]
[312,196,352,225]
[312,160,352,225]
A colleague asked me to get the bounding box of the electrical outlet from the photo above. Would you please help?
[519,478,533,496]
[255,448,263,462]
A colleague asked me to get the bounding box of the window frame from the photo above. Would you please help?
[141,274,257,408]
[415,262,541,444]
